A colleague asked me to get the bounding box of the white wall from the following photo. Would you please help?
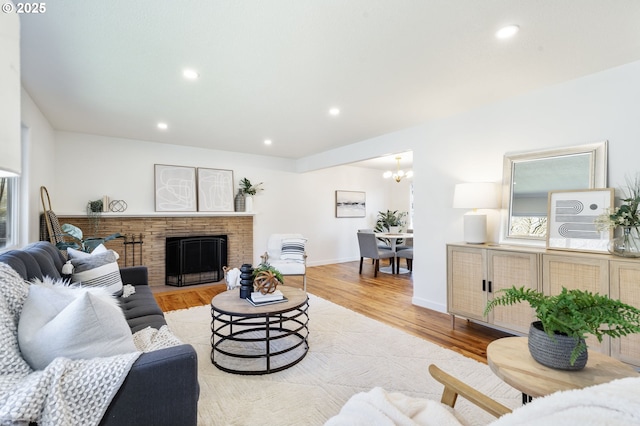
[51,132,403,266]
[411,60,640,312]
[20,88,57,243]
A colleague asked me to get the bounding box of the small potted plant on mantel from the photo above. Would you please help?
[484,286,640,370]
[237,178,263,212]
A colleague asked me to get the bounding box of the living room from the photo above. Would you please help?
[2,3,640,424]
[4,3,639,317]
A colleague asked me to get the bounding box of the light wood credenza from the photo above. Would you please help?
[447,242,640,367]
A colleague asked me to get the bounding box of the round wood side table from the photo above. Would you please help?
[487,336,638,404]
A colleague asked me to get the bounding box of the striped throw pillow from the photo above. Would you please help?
[71,250,123,296]
[281,238,306,263]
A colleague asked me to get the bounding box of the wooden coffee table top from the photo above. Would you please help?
[487,337,638,398]
[210,286,308,316]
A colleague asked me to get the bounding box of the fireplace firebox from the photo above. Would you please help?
[165,235,228,286]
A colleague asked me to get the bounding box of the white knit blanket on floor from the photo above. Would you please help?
[0,263,183,426]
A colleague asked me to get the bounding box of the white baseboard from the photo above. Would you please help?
[412,296,446,314]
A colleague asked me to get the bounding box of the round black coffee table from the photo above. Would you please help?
[210,286,309,375]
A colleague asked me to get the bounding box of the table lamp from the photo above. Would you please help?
[453,182,501,244]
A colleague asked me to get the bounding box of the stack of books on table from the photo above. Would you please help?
[247,290,288,306]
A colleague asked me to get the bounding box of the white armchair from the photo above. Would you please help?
[260,233,308,291]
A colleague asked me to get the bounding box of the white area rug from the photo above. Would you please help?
[165,294,520,426]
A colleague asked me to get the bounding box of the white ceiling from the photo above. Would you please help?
[19,1,640,165]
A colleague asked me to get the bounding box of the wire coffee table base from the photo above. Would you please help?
[210,287,309,375]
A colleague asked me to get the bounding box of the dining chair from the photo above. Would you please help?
[395,248,413,273]
[357,231,395,277]
[358,229,392,250]
[395,228,413,252]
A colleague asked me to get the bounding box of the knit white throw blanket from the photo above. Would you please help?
[326,367,640,426]
[0,263,182,426]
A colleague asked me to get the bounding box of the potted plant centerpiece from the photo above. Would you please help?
[252,262,284,295]
[375,209,408,234]
[484,286,640,370]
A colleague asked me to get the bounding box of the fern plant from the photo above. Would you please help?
[484,286,640,364]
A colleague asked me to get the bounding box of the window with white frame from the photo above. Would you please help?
[0,176,18,250]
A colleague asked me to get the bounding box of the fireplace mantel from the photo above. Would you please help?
[58,212,255,218]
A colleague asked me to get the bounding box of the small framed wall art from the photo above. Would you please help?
[154,164,197,212]
[197,168,234,212]
[546,188,614,253]
[335,190,366,218]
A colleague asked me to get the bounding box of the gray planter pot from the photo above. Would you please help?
[527,321,588,371]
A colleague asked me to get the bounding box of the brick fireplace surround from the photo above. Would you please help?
[56,214,253,287]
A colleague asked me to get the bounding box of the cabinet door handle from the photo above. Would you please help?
[488,281,492,293]
[482,279,486,292]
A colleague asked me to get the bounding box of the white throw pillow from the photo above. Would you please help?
[68,243,119,260]
[71,249,123,296]
[18,283,136,370]
[280,238,307,263]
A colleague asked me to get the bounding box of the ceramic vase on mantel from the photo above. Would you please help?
[245,195,253,213]
[609,226,640,258]
[234,190,245,212]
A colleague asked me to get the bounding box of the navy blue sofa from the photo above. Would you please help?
[0,241,199,426]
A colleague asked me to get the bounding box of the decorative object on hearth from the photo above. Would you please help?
[109,199,127,212]
[252,263,284,295]
[595,174,640,257]
[123,233,144,266]
[239,263,254,299]
[223,266,241,290]
[484,286,640,370]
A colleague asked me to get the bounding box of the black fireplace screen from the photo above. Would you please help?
[166,235,228,286]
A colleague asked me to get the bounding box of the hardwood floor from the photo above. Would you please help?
[152,261,512,363]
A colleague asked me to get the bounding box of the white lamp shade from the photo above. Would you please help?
[453,183,501,209]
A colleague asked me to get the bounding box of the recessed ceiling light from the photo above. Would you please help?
[183,69,199,80]
[264,139,272,145]
[157,122,168,130]
[496,25,520,39]
[329,108,340,116]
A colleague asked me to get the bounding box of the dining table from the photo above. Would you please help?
[374,232,414,274]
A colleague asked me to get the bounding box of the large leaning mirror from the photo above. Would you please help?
[500,141,608,246]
